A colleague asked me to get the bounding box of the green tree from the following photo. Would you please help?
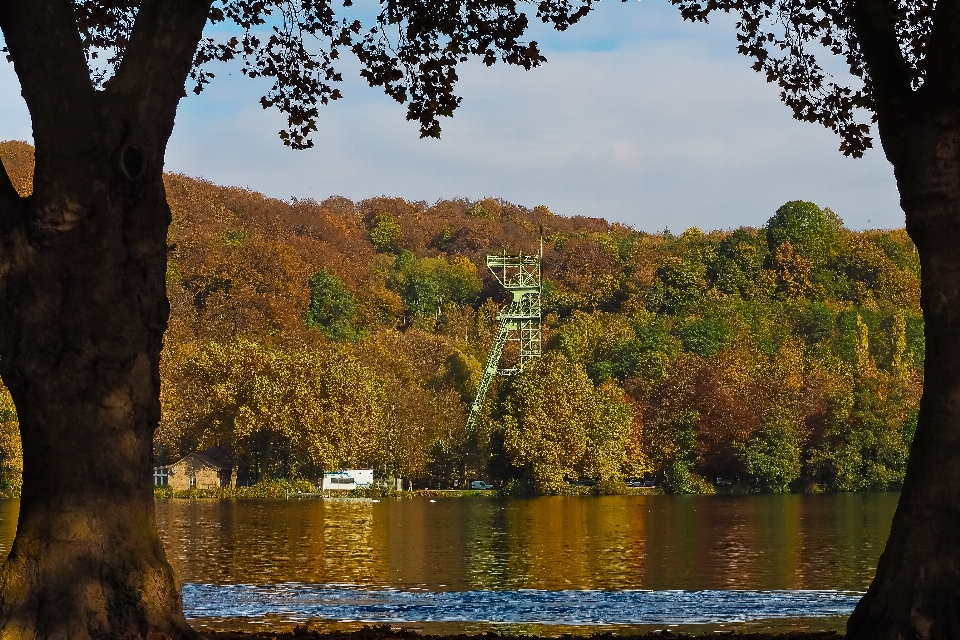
[554,311,633,382]
[790,301,836,346]
[709,227,768,299]
[648,257,707,315]
[306,269,358,341]
[734,298,792,358]
[834,235,920,309]
[435,351,482,403]
[765,201,840,267]
[737,410,801,493]
[501,353,593,493]
[890,311,910,381]
[369,213,403,253]
[676,312,734,358]
[607,313,681,386]
[809,315,913,492]
[661,409,714,494]
[391,251,482,321]
[768,241,815,299]
[358,338,454,482]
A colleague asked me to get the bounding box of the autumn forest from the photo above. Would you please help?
[0,141,922,496]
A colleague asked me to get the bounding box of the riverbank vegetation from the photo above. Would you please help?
[153,478,315,500]
[0,142,923,496]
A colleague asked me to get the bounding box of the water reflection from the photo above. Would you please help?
[149,493,897,592]
[0,494,897,632]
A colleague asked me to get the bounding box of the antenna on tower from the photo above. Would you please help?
[466,242,543,432]
[539,219,544,259]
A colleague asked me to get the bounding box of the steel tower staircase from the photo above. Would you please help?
[466,246,542,431]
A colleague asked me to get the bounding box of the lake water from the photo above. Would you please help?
[0,494,900,634]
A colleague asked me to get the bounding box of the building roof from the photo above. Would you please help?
[165,447,233,471]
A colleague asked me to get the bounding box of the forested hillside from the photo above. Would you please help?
[0,141,922,495]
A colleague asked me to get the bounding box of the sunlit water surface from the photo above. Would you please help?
[0,494,899,634]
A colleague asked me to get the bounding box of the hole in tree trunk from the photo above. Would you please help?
[120,145,145,179]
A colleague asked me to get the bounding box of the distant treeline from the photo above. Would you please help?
[0,141,922,495]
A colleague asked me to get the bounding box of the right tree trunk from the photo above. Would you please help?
[847,112,960,640]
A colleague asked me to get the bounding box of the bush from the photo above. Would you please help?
[502,478,536,496]
[154,478,315,499]
[350,484,400,499]
[596,478,628,495]
[662,460,716,494]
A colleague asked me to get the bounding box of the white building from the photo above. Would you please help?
[321,469,374,491]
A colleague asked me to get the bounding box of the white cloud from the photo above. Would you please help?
[612,142,639,165]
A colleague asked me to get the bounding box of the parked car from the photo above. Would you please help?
[470,480,494,490]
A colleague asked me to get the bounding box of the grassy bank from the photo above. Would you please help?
[154,480,407,499]
[411,485,658,498]
[154,481,660,499]
[154,478,315,499]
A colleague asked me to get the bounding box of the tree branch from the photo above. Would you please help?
[852,0,915,161]
[0,0,97,148]
[108,0,214,138]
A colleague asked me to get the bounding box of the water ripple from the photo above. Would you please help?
[183,584,862,625]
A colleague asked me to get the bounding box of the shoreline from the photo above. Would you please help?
[152,485,660,500]
[151,486,903,500]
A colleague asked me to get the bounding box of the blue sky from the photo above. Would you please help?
[0,1,903,232]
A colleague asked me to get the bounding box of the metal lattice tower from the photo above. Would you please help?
[466,243,542,431]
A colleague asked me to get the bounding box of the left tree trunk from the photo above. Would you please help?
[0,2,213,636]
[0,136,198,639]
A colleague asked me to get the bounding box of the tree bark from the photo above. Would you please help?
[847,98,960,639]
[0,142,202,640]
[0,1,211,637]
[843,0,960,635]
